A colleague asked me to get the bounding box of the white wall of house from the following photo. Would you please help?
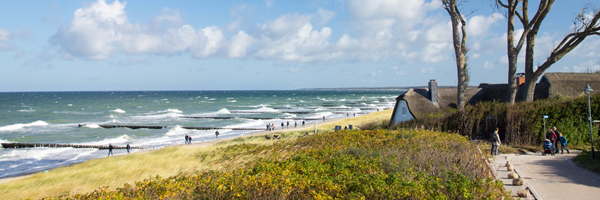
[392,100,414,125]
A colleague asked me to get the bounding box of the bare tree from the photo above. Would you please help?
[443,0,469,111]
[520,7,600,101]
[496,0,554,104]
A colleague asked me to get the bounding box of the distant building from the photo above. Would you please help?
[389,79,484,125]
[389,72,600,125]
[534,72,600,100]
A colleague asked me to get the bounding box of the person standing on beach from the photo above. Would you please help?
[295,121,297,128]
[491,128,501,155]
[189,136,193,144]
[323,116,325,121]
[302,120,305,127]
[185,134,189,144]
[287,121,289,128]
[266,124,270,131]
[126,143,131,153]
[215,131,219,139]
[108,143,113,157]
[281,122,284,129]
[353,113,355,117]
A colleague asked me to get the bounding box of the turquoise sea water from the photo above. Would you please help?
[0,90,403,178]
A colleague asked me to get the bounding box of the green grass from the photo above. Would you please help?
[0,110,394,200]
[573,150,600,175]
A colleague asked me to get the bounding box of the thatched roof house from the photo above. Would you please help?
[390,80,484,125]
[390,72,600,125]
[535,72,600,99]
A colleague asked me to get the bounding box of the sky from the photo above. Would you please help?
[0,0,598,92]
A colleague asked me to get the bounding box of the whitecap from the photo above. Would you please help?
[81,135,132,146]
[85,124,101,129]
[110,108,126,114]
[165,125,191,136]
[0,120,49,132]
[17,108,35,112]
[227,100,237,102]
[217,108,231,114]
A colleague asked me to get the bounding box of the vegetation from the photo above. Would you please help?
[67,129,507,199]
[390,93,599,147]
[573,150,600,175]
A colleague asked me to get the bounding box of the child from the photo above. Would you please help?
[558,133,569,154]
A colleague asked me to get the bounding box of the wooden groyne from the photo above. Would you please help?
[182,127,265,131]
[1,143,146,150]
[180,116,235,119]
[99,125,167,129]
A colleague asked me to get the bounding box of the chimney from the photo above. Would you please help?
[429,79,438,103]
[517,73,526,89]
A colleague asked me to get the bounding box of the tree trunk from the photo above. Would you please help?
[444,0,468,111]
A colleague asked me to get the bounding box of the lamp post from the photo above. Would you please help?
[584,85,594,159]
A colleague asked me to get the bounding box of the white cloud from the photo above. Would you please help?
[484,61,495,69]
[467,13,504,37]
[0,29,16,51]
[563,59,600,72]
[393,66,408,75]
[421,67,435,74]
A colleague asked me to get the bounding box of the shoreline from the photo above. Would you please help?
[0,114,359,185]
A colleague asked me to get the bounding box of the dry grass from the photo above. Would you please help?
[0,110,393,200]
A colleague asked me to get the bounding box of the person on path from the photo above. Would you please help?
[215,131,219,139]
[185,134,189,144]
[546,129,557,154]
[558,133,570,154]
[491,128,501,155]
[126,143,131,153]
[294,121,297,128]
[108,143,114,157]
[552,127,561,154]
[281,122,284,129]
[302,120,305,127]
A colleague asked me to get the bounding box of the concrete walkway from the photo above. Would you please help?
[490,150,600,200]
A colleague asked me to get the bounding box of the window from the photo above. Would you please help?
[402,107,408,115]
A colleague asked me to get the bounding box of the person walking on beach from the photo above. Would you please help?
[353,113,355,117]
[286,121,289,128]
[294,121,297,128]
[189,136,193,144]
[126,143,131,153]
[185,134,189,144]
[558,133,570,154]
[108,143,114,157]
[215,131,219,139]
[491,128,501,155]
[266,123,270,131]
[281,122,284,129]
[302,120,305,127]
[323,116,325,121]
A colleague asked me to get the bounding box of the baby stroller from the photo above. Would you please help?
[542,139,554,156]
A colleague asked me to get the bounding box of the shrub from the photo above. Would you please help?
[65,130,508,199]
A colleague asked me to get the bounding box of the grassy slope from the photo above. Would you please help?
[0,110,393,200]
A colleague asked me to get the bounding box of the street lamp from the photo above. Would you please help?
[584,85,594,159]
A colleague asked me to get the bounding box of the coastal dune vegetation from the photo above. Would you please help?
[0,109,508,199]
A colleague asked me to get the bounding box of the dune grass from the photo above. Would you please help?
[0,110,393,200]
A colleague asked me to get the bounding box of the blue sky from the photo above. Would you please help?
[0,0,598,92]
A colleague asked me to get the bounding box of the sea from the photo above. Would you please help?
[0,90,404,179]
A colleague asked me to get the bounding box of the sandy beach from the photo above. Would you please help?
[0,111,390,199]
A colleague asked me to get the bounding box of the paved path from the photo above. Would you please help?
[490,150,600,200]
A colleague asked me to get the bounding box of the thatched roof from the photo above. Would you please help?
[536,72,600,99]
[396,87,483,119]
